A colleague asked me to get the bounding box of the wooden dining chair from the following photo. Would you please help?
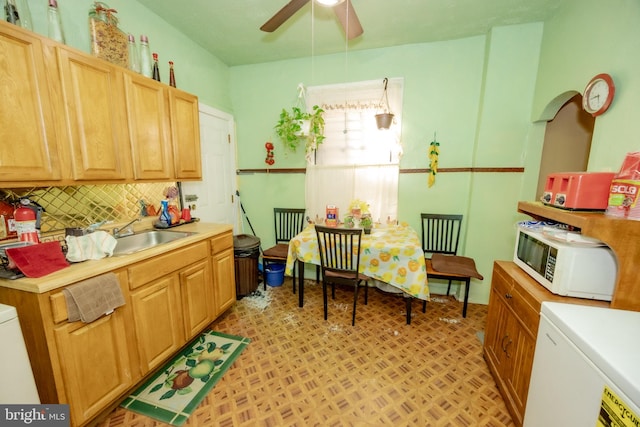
[262,208,306,291]
[315,225,369,326]
[420,213,483,318]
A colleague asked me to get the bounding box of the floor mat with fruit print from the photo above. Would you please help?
[120,330,250,426]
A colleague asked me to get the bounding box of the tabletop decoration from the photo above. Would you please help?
[359,214,373,234]
[348,199,370,219]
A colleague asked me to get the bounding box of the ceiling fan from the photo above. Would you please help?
[261,0,363,40]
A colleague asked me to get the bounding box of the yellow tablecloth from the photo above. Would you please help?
[285,224,430,300]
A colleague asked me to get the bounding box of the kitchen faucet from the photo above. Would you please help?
[112,217,141,238]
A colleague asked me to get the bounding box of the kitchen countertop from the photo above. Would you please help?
[0,222,233,294]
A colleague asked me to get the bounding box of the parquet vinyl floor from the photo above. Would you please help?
[98,278,514,427]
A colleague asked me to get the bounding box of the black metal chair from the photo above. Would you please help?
[315,225,369,326]
[262,208,306,291]
[420,213,483,318]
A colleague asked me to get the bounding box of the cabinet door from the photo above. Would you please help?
[503,317,536,424]
[0,23,61,182]
[130,275,184,375]
[169,89,201,180]
[212,248,236,315]
[57,46,130,180]
[484,290,510,374]
[124,74,173,180]
[180,259,214,339]
[53,309,131,426]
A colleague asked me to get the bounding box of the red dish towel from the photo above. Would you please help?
[6,241,70,278]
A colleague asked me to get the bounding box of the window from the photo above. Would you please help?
[304,78,404,223]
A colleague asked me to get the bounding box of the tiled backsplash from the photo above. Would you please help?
[1,183,175,239]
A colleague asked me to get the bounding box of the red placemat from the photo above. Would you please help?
[6,241,70,278]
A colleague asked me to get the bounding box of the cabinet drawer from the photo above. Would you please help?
[493,262,539,336]
[128,241,208,289]
[50,291,68,324]
[210,231,233,254]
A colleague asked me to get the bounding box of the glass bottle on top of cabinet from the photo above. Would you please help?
[152,52,160,82]
[139,35,152,78]
[127,33,141,73]
[47,0,65,44]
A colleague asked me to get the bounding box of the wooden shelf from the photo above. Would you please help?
[518,201,640,312]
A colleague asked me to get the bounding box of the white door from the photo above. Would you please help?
[181,104,240,233]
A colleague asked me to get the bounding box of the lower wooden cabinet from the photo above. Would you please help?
[484,261,609,426]
[180,259,215,339]
[130,274,184,375]
[0,229,236,427]
[210,231,236,315]
[53,306,132,423]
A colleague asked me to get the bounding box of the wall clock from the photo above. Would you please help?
[582,73,615,117]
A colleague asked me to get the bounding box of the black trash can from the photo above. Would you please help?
[233,234,260,298]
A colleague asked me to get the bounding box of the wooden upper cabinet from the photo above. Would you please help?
[124,73,173,180]
[0,22,61,182]
[56,46,131,181]
[169,89,202,180]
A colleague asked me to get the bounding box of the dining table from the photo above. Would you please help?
[285,223,430,321]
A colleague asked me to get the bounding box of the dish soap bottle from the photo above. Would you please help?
[159,200,171,226]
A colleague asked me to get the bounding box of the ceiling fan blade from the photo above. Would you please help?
[333,0,363,40]
[260,0,311,32]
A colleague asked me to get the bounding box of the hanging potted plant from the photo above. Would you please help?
[375,77,394,130]
[275,104,325,156]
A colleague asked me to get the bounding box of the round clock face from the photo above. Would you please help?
[583,74,615,117]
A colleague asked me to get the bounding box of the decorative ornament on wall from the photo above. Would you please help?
[582,73,615,117]
[265,141,275,166]
[428,133,439,188]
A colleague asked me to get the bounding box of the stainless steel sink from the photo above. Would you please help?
[112,230,196,256]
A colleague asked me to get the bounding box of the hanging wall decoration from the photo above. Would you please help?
[375,77,395,130]
[274,83,325,159]
[265,141,275,166]
[428,133,439,188]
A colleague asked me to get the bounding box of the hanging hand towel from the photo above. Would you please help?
[62,272,125,323]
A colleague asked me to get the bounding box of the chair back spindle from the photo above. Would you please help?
[275,208,306,243]
[421,214,462,257]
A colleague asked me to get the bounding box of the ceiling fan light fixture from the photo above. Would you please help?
[316,0,345,7]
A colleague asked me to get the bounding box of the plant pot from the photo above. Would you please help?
[363,228,371,234]
[296,119,310,137]
[375,113,394,129]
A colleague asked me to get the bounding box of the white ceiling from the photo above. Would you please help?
[136,0,563,66]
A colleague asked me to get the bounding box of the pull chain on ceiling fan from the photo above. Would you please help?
[260,0,363,40]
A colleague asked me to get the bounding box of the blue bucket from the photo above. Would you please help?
[265,263,285,287]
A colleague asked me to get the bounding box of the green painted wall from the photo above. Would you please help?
[531,0,640,172]
[25,0,232,111]
[231,24,544,303]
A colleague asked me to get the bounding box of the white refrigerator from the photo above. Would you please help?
[524,302,640,427]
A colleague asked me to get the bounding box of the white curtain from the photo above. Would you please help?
[305,164,399,223]
[304,78,403,223]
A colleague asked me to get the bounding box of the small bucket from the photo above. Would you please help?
[265,263,285,287]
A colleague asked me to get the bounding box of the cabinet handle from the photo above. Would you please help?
[501,335,509,351]
[504,293,513,299]
[504,338,513,358]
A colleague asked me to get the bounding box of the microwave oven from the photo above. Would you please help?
[513,227,617,301]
